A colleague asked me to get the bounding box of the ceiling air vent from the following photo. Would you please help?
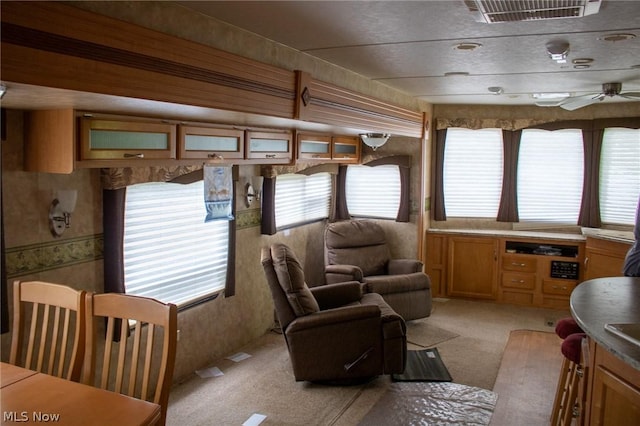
[464,0,602,23]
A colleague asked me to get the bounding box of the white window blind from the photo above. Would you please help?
[346,165,400,219]
[600,128,640,225]
[443,128,503,218]
[517,129,584,223]
[124,181,229,307]
[275,172,331,229]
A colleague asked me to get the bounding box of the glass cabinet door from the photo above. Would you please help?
[331,136,360,163]
[178,126,244,160]
[297,134,331,160]
[80,118,176,161]
[246,131,292,161]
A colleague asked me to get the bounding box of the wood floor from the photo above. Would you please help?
[490,330,564,426]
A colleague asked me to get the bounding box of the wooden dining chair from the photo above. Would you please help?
[10,280,87,382]
[83,293,177,426]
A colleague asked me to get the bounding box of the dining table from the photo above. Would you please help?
[0,362,161,425]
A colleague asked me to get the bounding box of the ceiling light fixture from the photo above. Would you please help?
[360,133,390,151]
[444,72,470,77]
[573,64,591,69]
[531,92,571,99]
[546,40,570,63]
[598,33,636,42]
[488,86,503,95]
[454,42,482,51]
[572,58,594,65]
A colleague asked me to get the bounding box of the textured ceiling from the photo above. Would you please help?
[177,0,640,108]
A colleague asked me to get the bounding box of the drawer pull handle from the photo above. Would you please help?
[511,279,525,283]
[511,262,526,267]
[207,153,224,160]
[265,154,276,158]
[552,285,568,290]
[124,153,144,159]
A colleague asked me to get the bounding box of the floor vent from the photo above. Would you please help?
[464,0,602,23]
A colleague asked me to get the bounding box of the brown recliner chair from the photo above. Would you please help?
[261,243,406,383]
[324,220,432,321]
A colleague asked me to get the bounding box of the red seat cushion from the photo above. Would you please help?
[561,333,586,364]
[555,317,583,339]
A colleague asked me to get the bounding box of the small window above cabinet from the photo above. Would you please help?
[296,133,360,163]
[178,126,244,160]
[245,130,293,164]
[80,115,176,161]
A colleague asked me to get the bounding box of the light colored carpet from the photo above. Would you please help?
[166,299,569,425]
[405,319,459,348]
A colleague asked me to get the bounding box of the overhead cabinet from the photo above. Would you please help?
[80,116,176,161]
[296,133,360,163]
[178,126,244,160]
[246,131,293,162]
[24,110,295,173]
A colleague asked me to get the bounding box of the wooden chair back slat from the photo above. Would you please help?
[9,280,86,382]
[83,293,177,426]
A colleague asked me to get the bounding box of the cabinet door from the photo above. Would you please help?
[447,236,498,299]
[331,136,360,163]
[297,134,331,160]
[178,126,244,160]
[80,118,176,161]
[584,249,626,280]
[584,237,630,280]
[590,365,640,425]
[425,233,448,297]
[246,131,292,161]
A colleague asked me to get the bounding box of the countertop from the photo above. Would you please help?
[427,228,634,244]
[570,277,640,371]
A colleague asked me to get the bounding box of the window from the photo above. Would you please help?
[600,128,640,225]
[274,172,331,229]
[517,129,584,223]
[346,164,401,219]
[443,128,503,218]
[123,181,229,307]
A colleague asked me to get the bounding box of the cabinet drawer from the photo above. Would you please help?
[502,256,537,273]
[542,279,576,296]
[502,272,535,290]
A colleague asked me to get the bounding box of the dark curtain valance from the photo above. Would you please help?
[260,162,340,178]
[101,165,204,190]
[436,116,640,132]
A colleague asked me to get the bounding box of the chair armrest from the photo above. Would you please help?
[325,264,363,284]
[310,282,364,310]
[388,259,424,275]
[286,304,380,334]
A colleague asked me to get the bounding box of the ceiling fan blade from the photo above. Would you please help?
[560,94,603,111]
[620,92,640,100]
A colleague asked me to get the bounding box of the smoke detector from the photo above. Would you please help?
[546,40,570,63]
[464,0,602,23]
